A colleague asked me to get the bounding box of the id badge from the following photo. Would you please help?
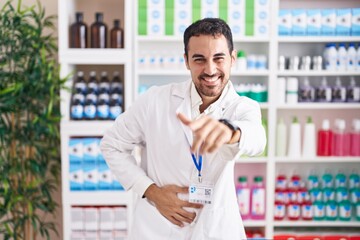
[189,183,213,205]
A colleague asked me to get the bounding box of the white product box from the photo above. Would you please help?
[321,9,336,36]
[84,208,99,231]
[278,10,292,36]
[336,8,351,36]
[174,0,192,36]
[84,231,98,240]
[100,207,114,231]
[113,207,127,230]
[228,0,245,37]
[83,138,99,164]
[255,0,270,22]
[83,163,98,190]
[70,163,83,191]
[99,230,114,240]
[352,8,360,36]
[286,77,299,104]
[201,0,219,18]
[307,9,321,36]
[71,207,84,231]
[292,9,307,36]
[70,231,85,240]
[255,21,269,37]
[147,8,165,35]
[114,230,127,240]
[69,138,83,164]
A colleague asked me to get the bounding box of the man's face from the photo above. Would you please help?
[184,34,236,99]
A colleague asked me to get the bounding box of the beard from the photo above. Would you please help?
[196,72,227,97]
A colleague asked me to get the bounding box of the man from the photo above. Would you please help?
[100,18,266,239]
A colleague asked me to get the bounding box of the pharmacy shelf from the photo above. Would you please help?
[278,36,360,43]
[235,157,268,163]
[69,191,133,206]
[276,103,360,110]
[138,69,270,76]
[59,49,131,64]
[61,121,114,136]
[273,221,360,227]
[137,35,270,43]
[243,220,267,227]
[277,71,360,76]
[274,157,360,163]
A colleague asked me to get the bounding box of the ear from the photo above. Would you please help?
[231,50,237,67]
[184,53,190,70]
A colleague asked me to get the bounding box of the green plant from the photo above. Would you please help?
[0,1,66,239]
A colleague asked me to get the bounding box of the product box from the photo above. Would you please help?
[255,21,269,37]
[83,163,98,190]
[292,9,307,36]
[307,9,321,36]
[201,0,218,18]
[114,207,127,230]
[71,207,84,231]
[321,9,336,36]
[278,10,292,36]
[336,9,351,36]
[69,163,83,191]
[228,0,245,37]
[99,207,114,231]
[84,207,99,231]
[69,138,83,164]
[147,8,165,35]
[83,138,99,164]
[174,0,191,36]
[98,163,112,190]
[352,8,360,36]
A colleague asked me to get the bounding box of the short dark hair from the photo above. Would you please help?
[183,18,234,58]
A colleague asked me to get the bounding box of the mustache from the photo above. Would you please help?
[198,72,224,79]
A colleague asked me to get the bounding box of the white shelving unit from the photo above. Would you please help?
[59,0,360,239]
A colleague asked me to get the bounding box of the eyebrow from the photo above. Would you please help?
[191,53,226,59]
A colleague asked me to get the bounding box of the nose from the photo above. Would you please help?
[203,61,217,76]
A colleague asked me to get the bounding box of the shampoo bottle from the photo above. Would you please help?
[276,118,287,157]
[302,116,316,158]
[317,119,333,156]
[288,116,301,157]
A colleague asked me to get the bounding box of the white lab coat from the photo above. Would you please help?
[100,80,266,240]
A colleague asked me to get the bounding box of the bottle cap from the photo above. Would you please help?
[101,71,108,77]
[96,12,104,21]
[90,71,96,77]
[349,77,356,86]
[292,116,298,123]
[254,176,263,182]
[238,176,247,182]
[307,116,313,124]
[76,12,84,22]
[335,77,342,86]
[77,71,84,77]
[335,119,346,130]
[349,43,355,47]
[353,119,360,131]
[322,119,330,130]
[114,19,120,27]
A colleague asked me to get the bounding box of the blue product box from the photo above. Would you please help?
[98,163,112,190]
[321,9,336,36]
[83,163,98,190]
[307,9,321,36]
[336,9,351,36]
[292,9,307,36]
[278,10,292,36]
[69,163,83,191]
[352,8,360,36]
[83,138,99,164]
[69,138,83,164]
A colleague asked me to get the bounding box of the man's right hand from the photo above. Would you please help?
[144,184,203,227]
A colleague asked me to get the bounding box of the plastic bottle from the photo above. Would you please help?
[236,50,247,71]
[337,43,348,71]
[99,71,110,94]
[278,55,286,71]
[317,119,333,156]
[324,43,338,71]
[276,118,287,157]
[87,71,98,94]
[307,170,319,190]
[346,77,360,102]
[110,71,123,94]
[83,99,97,120]
[325,200,338,221]
[109,98,123,120]
[301,201,313,220]
[315,77,332,102]
[302,116,316,158]
[91,12,107,48]
[286,77,298,104]
[287,116,301,157]
[347,43,357,71]
[339,200,352,221]
[70,12,88,48]
[322,170,334,189]
[96,98,110,120]
[313,201,325,220]
[332,77,346,102]
[274,201,286,220]
[298,77,315,102]
[277,78,286,104]
[349,169,360,189]
[350,119,360,156]
[110,19,124,48]
[71,98,84,120]
[74,71,87,95]
[332,119,349,156]
[236,176,251,220]
[259,119,268,157]
[335,170,347,188]
[251,176,266,220]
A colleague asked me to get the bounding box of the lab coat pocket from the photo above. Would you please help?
[203,207,245,240]
[130,198,172,240]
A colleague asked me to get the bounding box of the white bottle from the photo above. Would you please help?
[332,77,346,102]
[288,116,301,157]
[236,50,247,71]
[286,77,299,104]
[302,116,316,158]
[276,118,287,157]
[277,77,287,104]
[337,43,348,71]
[347,77,360,102]
[347,43,357,71]
[325,43,338,71]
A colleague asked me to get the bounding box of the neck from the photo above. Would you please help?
[199,95,220,113]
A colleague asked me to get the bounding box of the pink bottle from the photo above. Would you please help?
[332,119,350,156]
[350,119,360,156]
[251,176,266,220]
[236,176,251,220]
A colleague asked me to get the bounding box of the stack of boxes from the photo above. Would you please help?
[69,137,124,191]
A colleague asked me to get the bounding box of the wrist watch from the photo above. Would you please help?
[218,119,239,131]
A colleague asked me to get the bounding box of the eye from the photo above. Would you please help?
[214,57,224,62]
[194,58,205,63]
